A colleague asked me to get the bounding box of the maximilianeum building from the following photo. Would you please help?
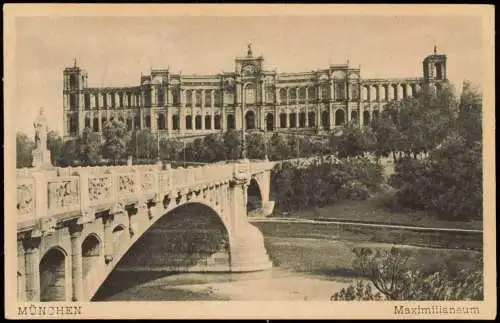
[63,44,447,139]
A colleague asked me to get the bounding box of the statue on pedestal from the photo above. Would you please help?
[32,108,52,169]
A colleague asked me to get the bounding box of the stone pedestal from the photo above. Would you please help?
[32,149,52,169]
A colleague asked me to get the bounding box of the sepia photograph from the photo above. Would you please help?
[4,4,495,320]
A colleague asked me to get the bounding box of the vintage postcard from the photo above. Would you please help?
[4,4,496,320]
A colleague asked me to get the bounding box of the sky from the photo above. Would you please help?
[12,13,486,137]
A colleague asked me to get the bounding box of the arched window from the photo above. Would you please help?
[351,85,359,100]
[245,84,256,104]
[134,115,140,130]
[335,83,345,101]
[157,114,165,130]
[289,88,297,104]
[214,115,221,130]
[279,88,287,104]
[299,112,306,128]
[172,89,180,106]
[84,94,91,109]
[335,109,345,126]
[157,88,165,106]
[280,113,287,128]
[266,113,274,131]
[205,115,212,130]
[214,90,222,106]
[205,91,212,107]
[308,87,316,101]
[84,117,91,129]
[227,114,235,129]
[321,85,329,100]
[289,113,297,128]
[363,111,370,125]
[308,111,316,127]
[69,115,78,135]
[69,94,78,111]
[186,115,193,130]
[298,88,306,102]
[93,117,99,132]
[351,110,358,123]
[321,111,329,129]
[195,115,202,129]
[265,87,274,103]
[195,90,202,106]
[186,90,193,106]
[172,115,179,130]
[245,111,256,130]
[69,74,78,90]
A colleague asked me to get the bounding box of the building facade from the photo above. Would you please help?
[63,44,447,139]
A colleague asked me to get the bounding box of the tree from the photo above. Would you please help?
[337,123,376,158]
[101,120,128,164]
[16,132,35,168]
[223,130,241,160]
[246,132,266,159]
[159,138,183,161]
[458,81,482,144]
[76,128,102,166]
[57,138,78,167]
[268,133,291,161]
[388,81,483,221]
[331,247,483,301]
[126,129,156,161]
[47,131,64,166]
[201,134,227,162]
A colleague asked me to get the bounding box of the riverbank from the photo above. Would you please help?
[268,190,482,231]
[98,236,481,301]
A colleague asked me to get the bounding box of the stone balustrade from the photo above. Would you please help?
[16,160,272,227]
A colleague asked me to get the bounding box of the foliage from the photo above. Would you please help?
[389,82,483,221]
[47,131,64,166]
[76,128,102,166]
[127,129,158,160]
[223,130,242,160]
[337,122,376,158]
[101,120,128,164]
[16,132,35,168]
[160,138,183,161]
[246,132,266,159]
[331,247,483,301]
[271,157,384,212]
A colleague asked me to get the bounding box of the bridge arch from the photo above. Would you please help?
[82,233,103,278]
[40,246,70,302]
[91,201,232,300]
[247,177,263,215]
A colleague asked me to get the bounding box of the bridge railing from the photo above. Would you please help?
[16,160,274,227]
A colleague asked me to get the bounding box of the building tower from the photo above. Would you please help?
[63,59,88,138]
[422,46,447,93]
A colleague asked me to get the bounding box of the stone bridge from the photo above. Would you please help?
[16,159,275,302]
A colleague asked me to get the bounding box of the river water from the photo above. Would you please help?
[97,236,357,301]
[96,233,480,301]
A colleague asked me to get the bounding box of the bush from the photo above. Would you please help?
[271,157,383,212]
[331,247,483,301]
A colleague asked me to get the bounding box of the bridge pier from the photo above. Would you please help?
[227,160,273,272]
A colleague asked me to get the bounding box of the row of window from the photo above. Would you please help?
[71,109,382,136]
[69,83,359,111]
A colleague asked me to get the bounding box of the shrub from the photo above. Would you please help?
[331,247,483,301]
